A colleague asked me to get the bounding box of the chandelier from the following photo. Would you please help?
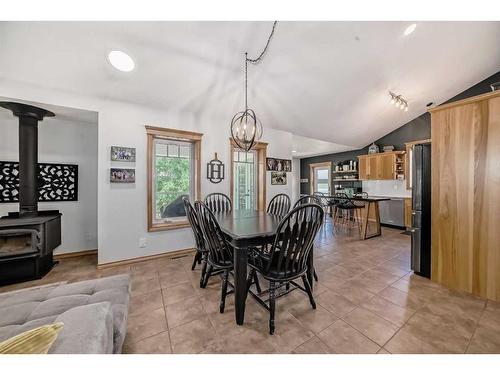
[231,21,277,151]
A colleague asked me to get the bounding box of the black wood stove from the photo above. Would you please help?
[0,102,62,286]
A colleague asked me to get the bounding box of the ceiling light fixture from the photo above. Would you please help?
[230,21,277,152]
[404,23,417,36]
[389,91,409,112]
[107,50,135,72]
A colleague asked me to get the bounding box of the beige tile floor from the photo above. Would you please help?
[2,220,500,354]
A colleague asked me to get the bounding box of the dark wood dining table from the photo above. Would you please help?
[214,209,316,326]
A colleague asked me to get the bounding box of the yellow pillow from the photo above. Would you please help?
[0,322,64,354]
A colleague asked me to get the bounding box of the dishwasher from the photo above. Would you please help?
[378,198,405,227]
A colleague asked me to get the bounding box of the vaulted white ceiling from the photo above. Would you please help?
[1,21,499,156]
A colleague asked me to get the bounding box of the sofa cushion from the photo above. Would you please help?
[0,283,64,308]
[0,274,130,354]
[49,302,114,354]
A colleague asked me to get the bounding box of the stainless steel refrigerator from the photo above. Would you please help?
[411,143,431,278]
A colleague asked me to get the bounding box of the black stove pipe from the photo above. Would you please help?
[0,102,55,217]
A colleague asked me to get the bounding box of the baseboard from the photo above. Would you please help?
[53,249,98,260]
[97,248,196,269]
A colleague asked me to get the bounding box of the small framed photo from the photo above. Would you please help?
[266,157,292,172]
[111,146,136,162]
[110,168,135,183]
[271,171,287,185]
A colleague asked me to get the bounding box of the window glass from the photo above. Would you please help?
[153,138,193,222]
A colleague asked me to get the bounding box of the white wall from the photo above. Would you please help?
[0,110,98,255]
[0,79,295,264]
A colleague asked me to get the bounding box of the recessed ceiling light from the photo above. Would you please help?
[404,23,417,36]
[292,150,297,153]
[108,50,135,72]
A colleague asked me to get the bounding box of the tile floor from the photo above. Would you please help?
[2,220,499,354]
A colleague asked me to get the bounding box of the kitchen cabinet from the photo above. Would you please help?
[358,151,405,180]
[358,157,368,180]
[430,90,500,301]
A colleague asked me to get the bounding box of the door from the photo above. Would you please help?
[233,150,257,210]
[310,162,331,194]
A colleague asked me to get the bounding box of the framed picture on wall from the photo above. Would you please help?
[271,171,287,185]
[110,168,135,183]
[111,146,136,162]
[266,157,292,172]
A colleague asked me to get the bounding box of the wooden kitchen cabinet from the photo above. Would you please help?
[430,90,500,302]
[358,157,368,180]
[358,151,405,181]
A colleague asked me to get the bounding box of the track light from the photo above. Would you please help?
[389,91,409,112]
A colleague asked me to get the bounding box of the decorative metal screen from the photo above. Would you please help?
[0,161,78,203]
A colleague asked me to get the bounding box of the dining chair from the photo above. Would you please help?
[267,194,291,216]
[204,192,232,213]
[182,197,209,288]
[194,201,261,313]
[293,194,321,208]
[246,203,324,334]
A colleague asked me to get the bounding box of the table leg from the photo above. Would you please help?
[233,246,248,325]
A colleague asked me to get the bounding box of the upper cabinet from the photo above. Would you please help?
[358,151,406,180]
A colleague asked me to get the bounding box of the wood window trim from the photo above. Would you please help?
[404,139,431,190]
[146,126,203,232]
[309,161,332,194]
[229,138,268,211]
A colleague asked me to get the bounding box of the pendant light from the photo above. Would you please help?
[231,22,277,151]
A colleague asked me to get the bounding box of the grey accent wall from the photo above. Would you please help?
[300,70,500,194]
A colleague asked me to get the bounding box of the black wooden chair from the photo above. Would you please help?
[267,194,291,216]
[247,203,324,334]
[183,197,209,288]
[293,195,321,208]
[194,201,261,312]
[204,193,232,213]
[333,193,365,235]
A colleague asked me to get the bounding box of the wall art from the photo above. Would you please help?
[111,146,136,162]
[266,157,292,172]
[0,161,78,202]
[110,168,135,183]
[271,171,287,185]
[206,152,225,184]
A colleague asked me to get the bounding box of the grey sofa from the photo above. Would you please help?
[0,274,130,354]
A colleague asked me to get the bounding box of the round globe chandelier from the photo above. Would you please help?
[231,21,277,151]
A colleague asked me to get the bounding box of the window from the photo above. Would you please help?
[229,139,267,211]
[233,150,257,210]
[309,162,331,195]
[146,126,202,231]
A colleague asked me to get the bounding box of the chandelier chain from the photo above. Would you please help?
[244,21,277,111]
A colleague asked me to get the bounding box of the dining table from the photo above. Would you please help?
[214,209,316,326]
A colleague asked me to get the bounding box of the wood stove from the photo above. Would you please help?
[0,102,62,286]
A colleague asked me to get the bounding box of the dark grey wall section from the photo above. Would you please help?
[300,70,500,194]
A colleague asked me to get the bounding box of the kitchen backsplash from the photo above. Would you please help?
[362,179,411,198]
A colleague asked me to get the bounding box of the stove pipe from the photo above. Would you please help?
[0,102,55,217]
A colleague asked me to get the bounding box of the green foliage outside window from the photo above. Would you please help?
[155,156,191,217]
